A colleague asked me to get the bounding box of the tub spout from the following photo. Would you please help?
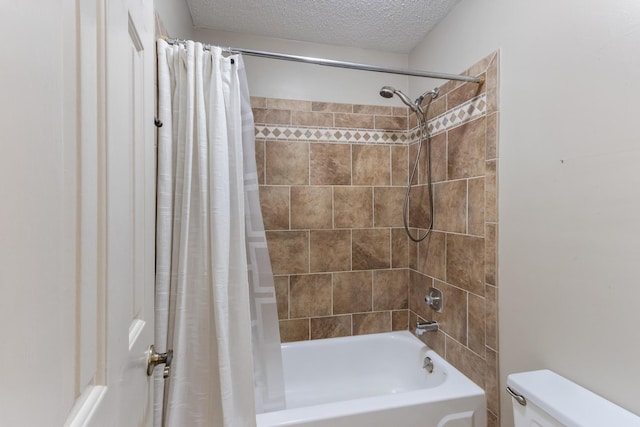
[415,320,439,336]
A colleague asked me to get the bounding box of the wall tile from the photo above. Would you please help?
[433,180,467,233]
[445,336,485,388]
[253,108,291,125]
[446,234,484,295]
[417,231,446,281]
[426,95,447,121]
[291,111,333,127]
[265,141,309,185]
[373,269,408,310]
[333,271,372,314]
[312,101,352,113]
[409,270,432,320]
[468,177,485,236]
[265,231,309,274]
[421,328,446,356]
[486,284,498,350]
[448,118,486,180]
[279,319,309,342]
[260,186,290,230]
[353,311,392,335]
[433,280,467,344]
[310,143,351,185]
[374,186,405,227]
[391,145,408,186]
[392,107,408,117]
[486,112,498,160]
[255,139,265,185]
[290,186,332,229]
[468,293,486,356]
[334,186,373,228]
[310,230,351,273]
[392,310,409,331]
[274,276,289,320]
[448,80,486,109]
[485,160,497,223]
[485,223,497,285]
[352,145,390,185]
[335,113,374,129]
[353,104,392,115]
[311,315,351,339]
[391,228,409,268]
[290,274,332,318]
[352,228,390,270]
[267,98,311,111]
[429,132,447,183]
[250,96,267,108]
[408,184,432,229]
[375,115,408,131]
[486,348,499,415]
[486,55,499,114]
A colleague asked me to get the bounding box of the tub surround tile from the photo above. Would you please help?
[310,143,351,185]
[309,230,351,273]
[250,96,267,109]
[290,186,332,229]
[374,115,408,131]
[426,95,446,121]
[417,231,446,281]
[279,319,309,342]
[333,271,372,314]
[391,310,409,331]
[407,184,432,229]
[353,104,392,115]
[291,111,334,127]
[274,276,289,320]
[485,224,497,285]
[391,228,409,268]
[352,228,391,270]
[486,410,498,427]
[255,139,265,185]
[486,284,498,350]
[266,231,309,275]
[467,178,485,236]
[311,101,352,113]
[373,269,408,311]
[447,118,486,180]
[445,336,485,389]
[429,133,447,183]
[446,234,484,296]
[311,315,352,339]
[334,186,373,229]
[468,293,486,356]
[486,112,498,160]
[265,140,309,185]
[352,145,390,185]
[334,113,374,129]
[391,145,408,186]
[267,98,311,111]
[260,186,290,230]
[433,180,467,233]
[448,80,486,110]
[374,187,405,227]
[409,270,432,321]
[432,281,467,345]
[290,274,332,318]
[485,160,497,223]
[353,311,392,335]
[485,347,499,415]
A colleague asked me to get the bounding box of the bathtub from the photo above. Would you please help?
[256,331,486,427]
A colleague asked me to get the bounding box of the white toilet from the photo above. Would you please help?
[507,369,640,427]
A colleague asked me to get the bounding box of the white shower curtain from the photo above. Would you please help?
[155,39,285,427]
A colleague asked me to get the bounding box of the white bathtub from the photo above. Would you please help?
[256,331,486,427]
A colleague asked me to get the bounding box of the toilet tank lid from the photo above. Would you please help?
[507,370,640,427]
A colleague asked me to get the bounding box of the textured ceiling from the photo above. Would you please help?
[186,0,460,53]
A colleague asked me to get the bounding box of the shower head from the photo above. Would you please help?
[379,86,419,113]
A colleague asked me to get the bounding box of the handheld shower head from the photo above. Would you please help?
[415,87,440,106]
[379,86,419,113]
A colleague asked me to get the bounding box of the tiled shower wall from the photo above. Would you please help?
[253,50,499,426]
[408,51,500,426]
[251,97,414,342]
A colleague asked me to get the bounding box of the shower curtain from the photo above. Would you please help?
[155,39,285,427]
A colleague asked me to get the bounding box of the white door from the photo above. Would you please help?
[0,0,156,426]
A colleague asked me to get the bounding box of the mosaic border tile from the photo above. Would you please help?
[253,93,486,145]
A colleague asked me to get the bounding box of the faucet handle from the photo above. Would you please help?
[425,287,443,312]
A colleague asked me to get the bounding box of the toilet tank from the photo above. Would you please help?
[507,370,640,427]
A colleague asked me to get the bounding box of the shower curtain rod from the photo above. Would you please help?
[164,38,483,84]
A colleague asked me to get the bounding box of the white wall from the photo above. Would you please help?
[409,0,640,425]
[192,28,409,106]
[154,0,194,39]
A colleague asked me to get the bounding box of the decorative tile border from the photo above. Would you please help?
[254,93,486,145]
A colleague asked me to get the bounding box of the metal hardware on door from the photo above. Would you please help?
[147,345,173,378]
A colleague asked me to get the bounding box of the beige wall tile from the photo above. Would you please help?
[352,228,391,270]
[335,113,374,129]
[485,223,497,285]
[312,101,352,113]
[375,115,408,131]
[255,139,265,185]
[311,315,351,339]
[408,184,432,229]
[309,230,351,273]
[486,284,498,350]
[485,160,497,222]
[409,270,433,320]
[392,107,408,117]
[392,310,409,331]
[250,96,267,108]
[333,271,372,314]
[391,145,408,186]
[446,234,484,296]
[373,269,408,310]
[468,177,485,236]
[448,80,486,109]
[374,187,405,227]
[265,231,309,275]
[353,311,392,335]
[279,319,309,342]
[426,95,447,121]
[274,276,289,320]
[265,141,309,185]
[448,118,486,180]
[486,112,498,160]
[291,111,334,127]
[391,228,409,268]
[352,145,390,186]
[417,231,446,281]
[420,327,446,356]
[487,410,498,427]
[334,186,373,229]
[253,108,292,125]
[430,133,447,183]
[433,180,467,233]
[468,293,486,356]
[445,336,485,388]
[310,143,351,185]
[260,186,290,230]
[433,280,467,344]
[290,274,332,318]
[353,104,392,115]
[486,56,499,114]
[290,186,332,229]
[267,98,311,111]
[486,348,499,415]
[408,230,418,270]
